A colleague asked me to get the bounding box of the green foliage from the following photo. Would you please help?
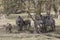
[3,0,57,15]
[3,0,25,15]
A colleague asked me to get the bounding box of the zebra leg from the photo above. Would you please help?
[51,24,55,31]
[27,23,31,31]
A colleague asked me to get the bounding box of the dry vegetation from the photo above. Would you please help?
[0,14,60,40]
[0,0,60,40]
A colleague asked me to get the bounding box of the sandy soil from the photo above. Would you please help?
[0,33,59,40]
[0,17,60,40]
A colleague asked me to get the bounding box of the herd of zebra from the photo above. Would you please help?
[6,13,55,33]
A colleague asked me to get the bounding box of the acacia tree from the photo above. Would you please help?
[3,0,25,16]
[3,0,42,16]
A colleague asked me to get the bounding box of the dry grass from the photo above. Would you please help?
[0,33,59,40]
[0,14,60,40]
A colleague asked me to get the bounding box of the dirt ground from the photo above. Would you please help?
[0,33,60,40]
[0,23,59,40]
[0,15,60,40]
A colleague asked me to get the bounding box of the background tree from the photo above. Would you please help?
[3,0,25,16]
[3,0,59,17]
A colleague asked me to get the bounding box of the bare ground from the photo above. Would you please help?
[0,26,59,40]
[0,16,60,40]
[0,33,59,40]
